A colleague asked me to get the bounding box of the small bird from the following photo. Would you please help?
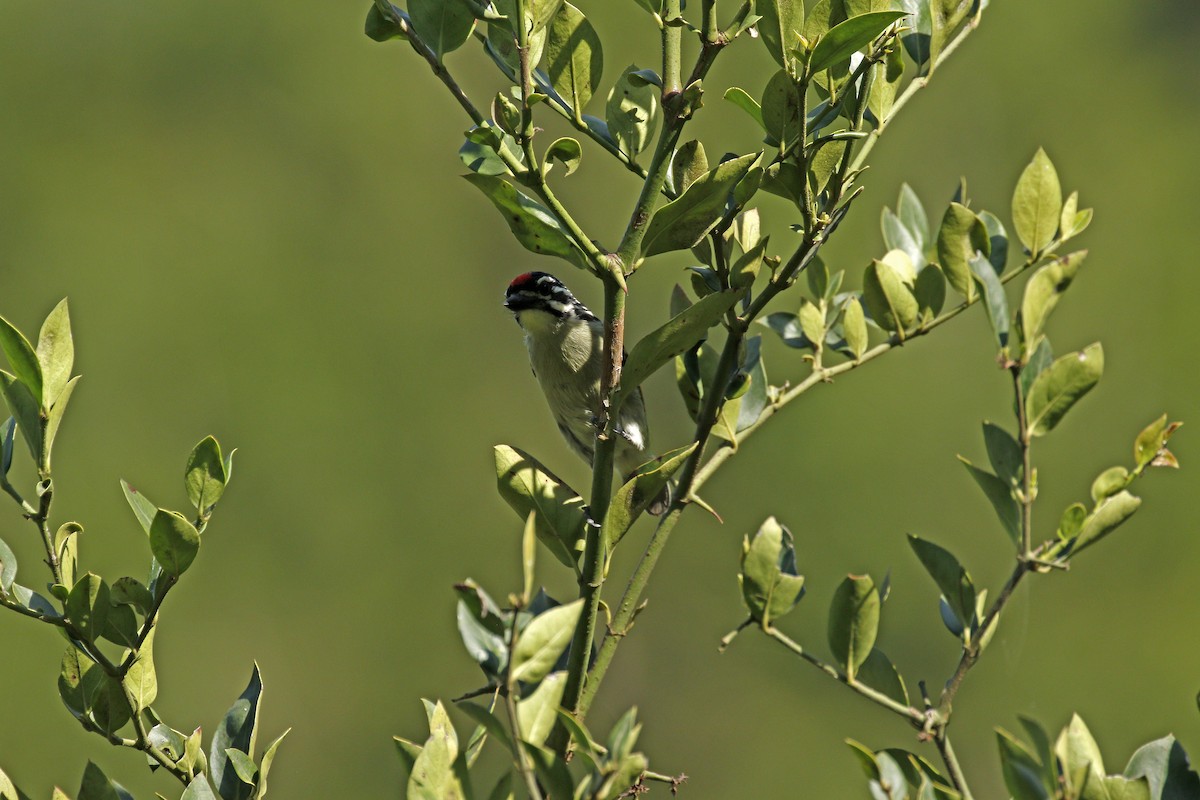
[504,271,669,514]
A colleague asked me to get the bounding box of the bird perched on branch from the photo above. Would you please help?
[504,271,669,515]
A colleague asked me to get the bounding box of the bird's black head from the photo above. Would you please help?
[504,272,597,321]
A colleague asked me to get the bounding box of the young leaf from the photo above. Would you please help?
[897,184,928,249]
[0,372,42,465]
[516,671,567,747]
[1018,251,1086,353]
[494,444,588,571]
[408,701,464,800]
[843,296,868,359]
[809,11,906,75]
[124,628,158,712]
[882,207,924,270]
[509,598,584,683]
[43,375,79,473]
[936,202,987,302]
[0,316,43,406]
[149,510,201,577]
[120,480,158,535]
[1025,344,1104,437]
[211,665,264,800]
[1012,148,1063,257]
[616,289,742,410]
[462,174,591,270]
[186,435,228,514]
[641,153,760,256]
[740,517,806,626]
[1071,491,1142,556]
[37,298,73,409]
[545,2,603,116]
[827,574,880,680]
[723,87,766,131]
[408,0,475,62]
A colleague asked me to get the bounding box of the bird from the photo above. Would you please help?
[504,271,670,515]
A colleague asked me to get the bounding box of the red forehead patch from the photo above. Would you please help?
[509,272,535,290]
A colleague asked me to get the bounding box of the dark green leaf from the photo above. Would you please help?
[1025,343,1104,437]
[809,11,906,74]
[66,573,110,643]
[494,445,587,571]
[0,536,16,594]
[959,457,1020,544]
[77,761,134,800]
[908,535,976,636]
[211,664,263,800]
[757,0,806,69]
[1124,735,1200,800]
[980,210,1009,273]
[616,289,742,409]
[806,139,847,195]
[669,139,709,195]
[463,174,591,270]
[868,40,904,124]
[149,509,200,577]
[1,415,14,475]
[761,70,802,149]
[928,0,973,71]
[510,598,583,683]
[0,371,42,464]
[523,743,575,800]
[997,728,1052,800]
[409,0,475,61]
[59,645,131,735]
[936,202,987,302]
[545,2,603,115]
[827,574,879,679]
[983,422,1023,487]
[365,3,409,42]
[642,153,760,256]
[856,648,908,706]
[0,317,42,406]
[186,436,227,514]
[1012,148,1063,257]
[913,264,946,322]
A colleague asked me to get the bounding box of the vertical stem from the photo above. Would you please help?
[661,0,683,96]
[934,732,974,800]
[1012,368,1034,556]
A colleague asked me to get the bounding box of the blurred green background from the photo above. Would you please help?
[0,1,1196,797]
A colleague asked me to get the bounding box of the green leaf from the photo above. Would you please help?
[77,762,133,800]
[0,315,43,406]
[523,743,575,800]
[798,300,826,350]
[761,70,803,149]
[809,11,906,74]
[0,371,42,465]
[0,764,31,800]
[827,574,880,680]
[642,152,760,256]
[913,264,946,322]
[66,573,110,643]
[1072,491,1142,556]
[1025,343,1104,437]
[545,2,603,116]
[807,139,847,195]
[124,628,158,712]
[908,535,976,636]
[485,0,549,70]
[1056,714,1107,794]
[968,253,1009,349]
[997,728,1052,800]
[408,0,475,61]
[740,517,806,626]
[149,509,200,577]
[120,480,158,535]
[365,3,408,42]
[455,586,508,678]
[1,416,14,475]
[1091,466,1129,503]
[723,87,766,131]
[606,66,658,159]
[459,129,514,176]
[959,457,1020,544]
[181,777,219,800]
[981,209,1010,273]
[882,207,924,270]
[1018,251,1085,354]
[868,40,904,124]
[211,665,263,800]
[603,443,695,548]
[494,445,588,571]
[936,202,987,302]
[1012,148,1063,257]
[1134,414,1179,470]
[928,0,973,70]
[510,598,584,684]
[0,536,16,594]
[862,259,918,334]
[983,422,1023,487]
[616,289,742,410]
[757,0,805,69]
[856,649,909,706]
[37,299,73,409]
[43,375,79,473]
[462,174,590,270]
[843,296,868,359]
[516,671,567,747]
[186,436,227,514]
[409,701,464,800]
[898,184,928,248]
[59,645,131,735]
[1124,736,1200,800]
[224,749,258,786]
